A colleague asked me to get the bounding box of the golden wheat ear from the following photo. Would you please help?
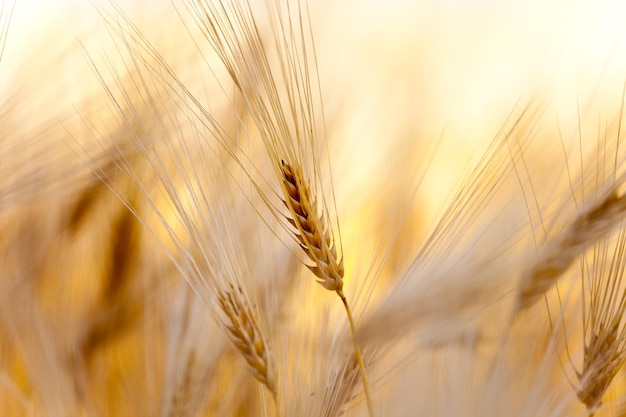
[280,161,344,293]
[569,222,626,416]
[217,283,278,400]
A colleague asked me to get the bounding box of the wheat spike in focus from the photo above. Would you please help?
[280,160,344,293]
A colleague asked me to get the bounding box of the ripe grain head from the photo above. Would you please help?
[280,160,344,293]
[576,321,623,413]
[217,283,278,399]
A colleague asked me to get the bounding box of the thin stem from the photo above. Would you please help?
[272,388,281,417]
[338,290,375,417]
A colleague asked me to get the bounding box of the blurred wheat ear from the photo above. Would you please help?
[572,225,626,416]
[516,190,626,312]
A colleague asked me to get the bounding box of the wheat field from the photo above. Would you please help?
[2,0,626,416]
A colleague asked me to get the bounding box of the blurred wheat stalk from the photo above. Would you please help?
[3,0,626,416]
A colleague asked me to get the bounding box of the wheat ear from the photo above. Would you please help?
[516,190,626,312]
[576,321,623,415]
[280,161,374,416]
[572,224,626,415]
[280,161,344,292]
[217,283,278,401]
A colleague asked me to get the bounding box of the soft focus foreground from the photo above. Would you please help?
[2,0,626,416]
